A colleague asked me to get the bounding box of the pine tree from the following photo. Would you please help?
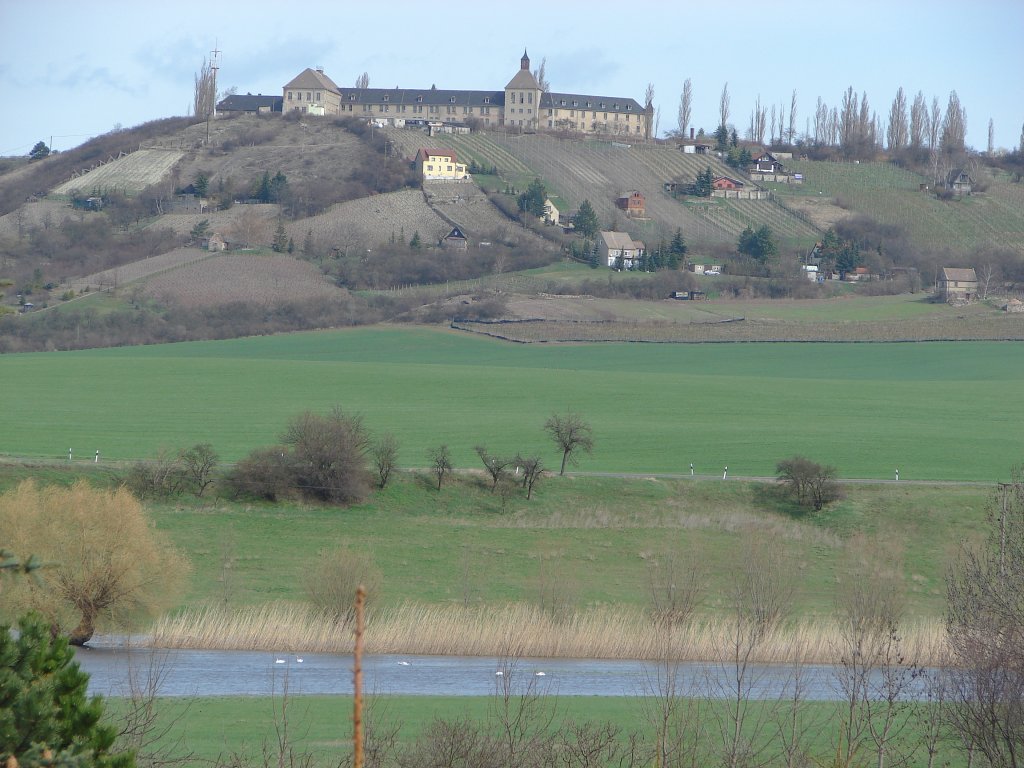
[573,199,599,237]
[287,237,295,254]
[272,220,288,252]
[0,614,133,767]
[410,231,422,249]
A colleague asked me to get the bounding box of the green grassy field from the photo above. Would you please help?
[104,694,967,768]
[2,327,1022,480]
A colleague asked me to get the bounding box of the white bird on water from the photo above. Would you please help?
[534,671,546,677]
[495,670,504,676]
[296,657,303,663]
[275,658,286,664]
[397,660,411,666]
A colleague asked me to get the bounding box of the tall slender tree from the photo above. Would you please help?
[941,90,967,154]
[988,118,995,155]
[909,90,928,148]
[719,82,731,131]
[928,96,942,150]
[193,57,215,120]
[788,89,798,143]
[887,87,908,150]
[677,78,693,137]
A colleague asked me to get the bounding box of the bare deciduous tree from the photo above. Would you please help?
[928,96,943,151]
[776,455,842,511]
[941,90,967,155]
[179,442,218,498]
[887,87,909,151]
[946,467,1024,768]
[910,90,928,148]
[354,72,370,89]
[193,57,215,120]
[281,407,371,504]
[533,58,550,93]
[719,82,731,130]
[475,445,512,492]
[515,454,546,500]
[788,89,798,143]
[678,78,693,137]
[428,444,453,490]
[988,118,995,155]
[713,534,795,768]
[544,411,594,475]
[371,432,399,489]
[647,544,705,628]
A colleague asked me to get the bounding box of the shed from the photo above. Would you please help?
[937,267,978,302]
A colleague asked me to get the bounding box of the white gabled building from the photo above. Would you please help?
[598,231,645,269]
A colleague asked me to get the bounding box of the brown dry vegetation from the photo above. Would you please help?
[286,188,451,252]
[150,602,949,666]
[142,253,345,308]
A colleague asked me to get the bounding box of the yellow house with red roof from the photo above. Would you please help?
[415,148,468,181]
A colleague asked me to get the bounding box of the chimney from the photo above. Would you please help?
[316,65,324,73]
[690,127,695,140]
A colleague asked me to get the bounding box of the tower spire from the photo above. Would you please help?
[521,49,530,70]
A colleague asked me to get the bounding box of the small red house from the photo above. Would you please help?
[616,190,646,218]
[711,175,745,190]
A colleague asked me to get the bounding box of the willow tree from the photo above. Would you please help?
[0,481,189,645]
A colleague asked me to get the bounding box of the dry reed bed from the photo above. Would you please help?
[453,316,1024,343]
[150,603,948,666]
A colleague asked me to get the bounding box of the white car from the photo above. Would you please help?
[704,269,720,276]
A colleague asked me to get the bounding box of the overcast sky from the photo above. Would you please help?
[1,0,1022,156]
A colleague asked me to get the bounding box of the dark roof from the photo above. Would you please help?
[332,87,643,115]
[445,227,467,240]
[542,92,644,114]
[217,94,283,113]
[338,87,505,108]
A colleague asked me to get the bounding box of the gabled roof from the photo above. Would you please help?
[940,267,977,282]
[416,148,457,162]
[506,68,541,91]
[599,231,642,250]
[284,68,341,93]
[712,175,746,187]
[947,168,973,183]
[445,227,467,240]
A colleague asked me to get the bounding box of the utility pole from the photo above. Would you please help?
[353,585,366,768]
[210,42,221,117]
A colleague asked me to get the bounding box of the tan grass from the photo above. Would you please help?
[149,602,949,666]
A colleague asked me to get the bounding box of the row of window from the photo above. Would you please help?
[547,120,642,133]
[286,91,322,102]
[547,109,632,121]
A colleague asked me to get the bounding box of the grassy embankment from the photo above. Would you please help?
[105,695,965,768]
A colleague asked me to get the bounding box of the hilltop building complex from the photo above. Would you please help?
[280,52,652,138]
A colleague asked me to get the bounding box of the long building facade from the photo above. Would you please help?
[282,52,652,139]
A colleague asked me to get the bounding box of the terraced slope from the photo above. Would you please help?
[53,148,185,195]
[417,132,819,247]
[774,161,1024,253]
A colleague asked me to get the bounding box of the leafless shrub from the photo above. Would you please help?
[371,433,399,489]
[224,446,296,502]
[304,546,382,623]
